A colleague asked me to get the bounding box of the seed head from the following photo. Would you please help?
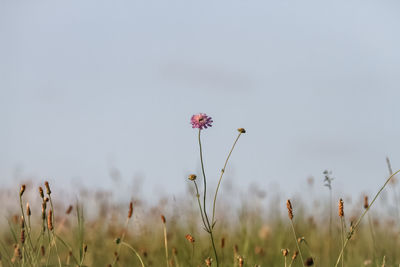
[220,237,225,248]
[19,185,26,197]
[66,205,73,215]
[26,203,31,216]
[188,174,197,181]
[44,181,51,195]
[161,215,166,224]
[185,234,195,243]
[41,246,45,256]
[47,210,53,231]
[282,248,289,257]
[20,216,24,229]
[292,251,298,261]
[128,202,133,219]
[39,187,44,198]
[364,196,369,210]
[286,199,293,220]
[205,257,213,267]
[238,256,244,267]
[172,247,178,255]
[237,128,246,133]
[339,198,344,218]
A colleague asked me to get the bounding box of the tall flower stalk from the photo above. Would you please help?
[188,113,245,267]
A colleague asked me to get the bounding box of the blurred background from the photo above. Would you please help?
[1,0,400,201]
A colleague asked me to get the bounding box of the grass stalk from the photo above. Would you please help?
[334,169,400,267]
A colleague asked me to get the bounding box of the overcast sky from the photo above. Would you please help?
[1,0,400,200]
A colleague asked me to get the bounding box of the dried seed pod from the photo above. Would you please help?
[26,203,31,216]
[339,198,344,218]
[44,181,51,195]
[287,199,293,220]
[47,210,53,231]
[19,185,26,197]
[185,234,195,243]
[161,215,166,224]
[39,187,44,198]
[66,205,73,215]
[128,202,133,219]
[364,196,369,210]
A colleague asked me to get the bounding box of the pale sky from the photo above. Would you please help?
[1,0,400,200]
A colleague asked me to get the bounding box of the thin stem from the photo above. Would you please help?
[211,132,242,226]
[334,169,400,267]
[193,181,209,232]
[121,241,145,267]
[198,129,212,228]
[48,196,62,267]
[340,217,344,267]
[198,129,219,267]
[290,220,305,267]
[112,217,131,267]
[163,223,169,267]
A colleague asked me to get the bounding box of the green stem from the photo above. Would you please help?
[163,223,169,267]
[211,132,242,227]
[121,242,145,267]
[290,220,305,267]
[193,181,209,232]
[198,129,219,267]
[334,169,400,267]
[340,217,344,267]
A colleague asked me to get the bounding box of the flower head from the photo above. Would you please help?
[191,113,213,130]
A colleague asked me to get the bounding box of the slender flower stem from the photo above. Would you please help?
[334,169,400,267]
[198,129,219,267]
[193,181,209,232]
[290,220,305,267]
[211,132,242,227]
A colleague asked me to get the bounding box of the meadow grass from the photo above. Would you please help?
[1,116,399,266]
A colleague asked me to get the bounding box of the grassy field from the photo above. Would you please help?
[1,116,399,267]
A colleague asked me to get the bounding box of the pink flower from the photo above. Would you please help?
[190,113,213,130]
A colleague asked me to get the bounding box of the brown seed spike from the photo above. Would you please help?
[286,199,293,220]
[44,181,51,195]
[220,237,225,249]
[66,205,73,215]
[238,128,246,133]
[364,196,369,210]
[47,210,53,231]
[339,198,344,218]
[39,187,44,198]
[161,215,166,224]
[20,229,25,244]
[19,185,26,197]
[26,203,31,216]
[128,202,133,219]
[41,245,45,256]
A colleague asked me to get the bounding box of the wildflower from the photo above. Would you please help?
[190,113,213,130]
